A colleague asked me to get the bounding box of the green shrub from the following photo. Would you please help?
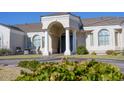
[77,46,88,55]
[106,50,113,55]
[112,52,118,56]
[122,48,124,56]
[16,59,123,81]
[91,51,96,55]
[106,50,118,56]
[18,60,40,71]
[0,49,11,56]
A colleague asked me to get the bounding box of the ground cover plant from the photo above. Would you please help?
[18,60,40,71]
[16,59,124,81]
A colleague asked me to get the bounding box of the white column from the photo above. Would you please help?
[64,29,71,55]
[112,30,116,50]
[43,31,49,56]
[72,31,77,54]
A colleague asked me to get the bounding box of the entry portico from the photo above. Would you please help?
[41,13,83,56]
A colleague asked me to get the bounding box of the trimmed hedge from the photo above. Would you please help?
[91,51,96,55]
[106,50,118,56]
[16,59,124,81]
[0,49,11,56]
[77,46,88,55]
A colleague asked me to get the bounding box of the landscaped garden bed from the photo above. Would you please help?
[16,59,124,81]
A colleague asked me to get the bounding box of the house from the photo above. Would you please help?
[0,13,124,55]
[0,23,25,52]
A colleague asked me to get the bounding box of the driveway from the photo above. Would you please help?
[0,57,124,73]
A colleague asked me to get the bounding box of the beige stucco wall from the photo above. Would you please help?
[42,15,70,29]
[85,25,123,54]
[10,29,25,52]
[0,25,10,49]
[77,31,86,47]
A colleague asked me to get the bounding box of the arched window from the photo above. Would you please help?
[98,29,110,46]
[32,35,41,49]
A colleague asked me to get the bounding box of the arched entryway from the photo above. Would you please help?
[48,21,65,54]
[41,13,81,56]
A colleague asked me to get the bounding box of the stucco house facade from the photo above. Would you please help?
[0,13,124,55]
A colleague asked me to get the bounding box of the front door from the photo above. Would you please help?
[61,35,66,53]
[58,33,73,53]
[57,34,66,53]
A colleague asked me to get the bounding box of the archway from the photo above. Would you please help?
[48,21,65,54]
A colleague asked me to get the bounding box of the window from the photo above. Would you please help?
[33,35,41,49]
[90,33,94,46]
[42,37,45,48]
[98,29,110,46]
[27,37,31,48]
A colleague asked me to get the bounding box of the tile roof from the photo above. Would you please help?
[2,15,124,33]
[16,23,43,32]
[82,17,124,27]
[0,23,23,32]
[16,17,124,32]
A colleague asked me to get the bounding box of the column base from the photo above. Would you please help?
[64,50,71,55]
[43,51,49,56]
[72,51,76,55]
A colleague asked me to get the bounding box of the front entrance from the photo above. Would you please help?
[58,33,65,53]
[45,20,77,55]
[58,33,73,53]
[41,13,81,56]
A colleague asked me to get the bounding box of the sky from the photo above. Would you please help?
[0,12,124,25]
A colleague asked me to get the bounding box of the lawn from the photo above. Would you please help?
[66,54,124,60]
[0,54,41,60]
[0,54,124,61]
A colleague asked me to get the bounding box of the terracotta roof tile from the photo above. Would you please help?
[14,16,124,33]
[0,23,23,32]
[16,23,43,32]
[82,17,124,27]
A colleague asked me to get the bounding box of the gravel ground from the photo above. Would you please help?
[0,65,31,81]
